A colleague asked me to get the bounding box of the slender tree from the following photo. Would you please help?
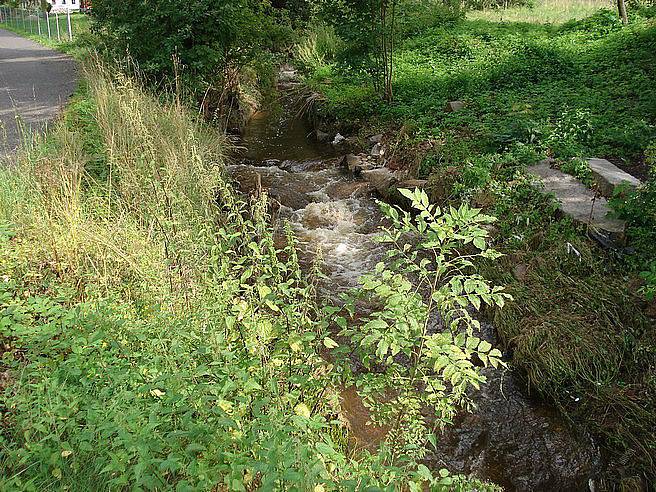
[617,0,628,24]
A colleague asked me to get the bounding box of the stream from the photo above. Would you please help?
[229,90,601,491]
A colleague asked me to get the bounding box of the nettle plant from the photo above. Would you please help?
[326,188,511,471]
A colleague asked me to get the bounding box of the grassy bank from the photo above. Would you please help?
[303,1,656,486]
[0,65,323,489]
[0,62,504,490]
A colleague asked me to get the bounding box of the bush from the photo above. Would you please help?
[610,141,656,295]
[294,23,342,71]
[91,0,291,94]
[560,8,623,35]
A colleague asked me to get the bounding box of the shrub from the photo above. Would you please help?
[294,23,342,72]
[91,0,291,95]
[560,8,623,35]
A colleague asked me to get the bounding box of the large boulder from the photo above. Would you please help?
[361,168,402,199]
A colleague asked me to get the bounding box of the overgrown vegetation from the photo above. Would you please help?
[3,0,656,488]
[90,0,297,124]
[0,64,507,490]
[300,0,656,486]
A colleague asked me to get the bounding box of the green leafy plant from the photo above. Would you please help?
[640,261,656,301]
[558,156,593,186]
[327,188,510,471]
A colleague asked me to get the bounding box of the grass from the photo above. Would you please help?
[1,63,315,490]
[312,10,656,161]
[468,0,614,24]
[303,0,656,486]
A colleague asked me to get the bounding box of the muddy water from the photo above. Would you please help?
[229,103,601,491]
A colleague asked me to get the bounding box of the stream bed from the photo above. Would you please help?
[229,98,601,491]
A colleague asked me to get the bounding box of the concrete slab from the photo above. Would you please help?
[587,158,641,197]
[527,160,626,237]
[445,100,465,113]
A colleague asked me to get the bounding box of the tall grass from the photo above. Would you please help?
[0,63,228,304]
[295,24,342,71]
[468,0,614,24]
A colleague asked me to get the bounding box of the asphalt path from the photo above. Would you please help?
[0,28,77,161]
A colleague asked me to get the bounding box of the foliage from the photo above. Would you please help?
[466,0,535,10]
[558,157,593,184]
[327,189,509,468]
[546,107,593,158]
[316,0,465,100]
[307,2,656,485]
[309,10,656,160]
[0,66,502,490]
[468,0,615,24]
[640,261,656,301]
[560,8,624,35]
[294,23,342,72]
[91,0,291,97]
[315,0,395,100]
[610,141,656,297]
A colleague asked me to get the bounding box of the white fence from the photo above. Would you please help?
[0,7,77,42]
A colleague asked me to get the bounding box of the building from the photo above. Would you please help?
[47,0,80,12]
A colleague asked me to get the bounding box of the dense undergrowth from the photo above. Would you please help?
[2,0,655,487]
[302,2,656,487]
[0,64,510,490]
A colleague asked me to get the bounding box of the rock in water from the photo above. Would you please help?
[332,133,346,145]
[362,168,401,199]
[341,154,362,174]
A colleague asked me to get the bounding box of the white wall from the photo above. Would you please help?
[48,0,81,11]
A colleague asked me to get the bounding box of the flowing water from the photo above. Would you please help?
[229,98,601,491]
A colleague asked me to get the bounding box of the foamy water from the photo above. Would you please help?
[228,163,385,290]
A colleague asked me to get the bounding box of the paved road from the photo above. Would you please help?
[0,28,77,161]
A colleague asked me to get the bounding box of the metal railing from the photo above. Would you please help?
[0,6,77,42]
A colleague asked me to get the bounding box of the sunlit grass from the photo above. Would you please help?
[468,0,614,24]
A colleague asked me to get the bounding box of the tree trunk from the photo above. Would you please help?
[617,0,628,25]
